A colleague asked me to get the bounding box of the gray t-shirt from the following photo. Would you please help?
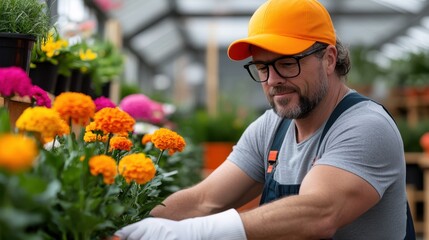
[228,99,407,239]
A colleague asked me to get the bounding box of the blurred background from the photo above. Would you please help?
[21,0,429,237]
[51,0,429,111]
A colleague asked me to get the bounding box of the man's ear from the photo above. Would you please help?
[325,45,337,75]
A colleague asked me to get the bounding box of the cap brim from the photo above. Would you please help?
[227,34,316,61]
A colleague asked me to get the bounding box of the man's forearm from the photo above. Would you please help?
[150,187,219,220]
[240,194,337,240]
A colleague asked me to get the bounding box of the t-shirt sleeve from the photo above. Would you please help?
[227,111,277,183]
[315,102,405,197]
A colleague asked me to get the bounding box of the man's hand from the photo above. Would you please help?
[114,209,247,240]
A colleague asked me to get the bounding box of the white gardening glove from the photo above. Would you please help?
[114,209,247,240]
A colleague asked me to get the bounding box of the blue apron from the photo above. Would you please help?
[259,92,415,239]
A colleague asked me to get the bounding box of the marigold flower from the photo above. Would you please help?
[89,155,117,184]
[151,128,186,155]
[142,133,152,145]
[0,134,38,172]
[109,136,132,152]
[83,122,108,143]
[53,92,96,125]
[94,96,116,112]
[57,119,71,136]
[15,106,67,140]
[30,85,52,108]
[93,107,135,135]
[0,66,32,98]
[118,153,155,184]
[84,131,107,143]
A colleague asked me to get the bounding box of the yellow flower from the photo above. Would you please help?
[142,133,152,145]
[15,106,67,140]
[151,128,186,155]
[89,155,117,184]
[118,153,155,184]
[93,107,135,135]
[83,122,108,143]
[109,136,132,152]
[79,49,97,61]
[41,34,68,58]
[53,92,96,125]
[0,134,38,172]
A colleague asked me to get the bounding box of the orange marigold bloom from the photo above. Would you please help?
[151,128,186,155]
[53,92,96,125]
[57,119,71,136]
[83,131,108,143]
[118,153,155,184]
[15,106,67,140]
[0,134,38,172]
[109,136,132,152]
[93,107,135,135]
[83,122,108,143]
[89,155,117,184]
[141,133,152,145]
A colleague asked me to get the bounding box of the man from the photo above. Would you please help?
[115,0,412,239]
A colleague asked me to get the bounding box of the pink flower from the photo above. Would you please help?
[147,101,165,124]
[0,67,33,98]
[120,94,153,121]
[119,94,166,124]
[94,96,116,112]
[30,85,52,108]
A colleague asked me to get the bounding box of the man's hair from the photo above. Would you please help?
[312,39,351,79]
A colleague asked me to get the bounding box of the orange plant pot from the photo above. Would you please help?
[1,96,32,129]
[203,142,235,170]
[420,132,429,154]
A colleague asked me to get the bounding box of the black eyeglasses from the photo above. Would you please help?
[243,46,327,82]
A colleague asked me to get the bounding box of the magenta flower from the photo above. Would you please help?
[0,67,33,98]
[148,101,165,124]
[119,94,165,124]
[94,96,116,112]
[30,85,52,108]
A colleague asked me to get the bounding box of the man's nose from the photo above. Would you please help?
[266,65,285,85]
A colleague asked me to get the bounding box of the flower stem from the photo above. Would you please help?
[52,135,57,151]
[155,150,165,165]
[119,182,133,201]
[105,133,112,155]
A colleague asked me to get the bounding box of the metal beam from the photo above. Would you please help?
[168,0,200,59]
[82,0,159,77]
[175,10,414,18]
[371,2,429,50]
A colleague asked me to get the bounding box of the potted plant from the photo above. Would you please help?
[175,101,257,172]
[90,38,124,97]
[0,0,51,73]
[348,46,385,96]
[66,41,98,94]
[30,28,69,94]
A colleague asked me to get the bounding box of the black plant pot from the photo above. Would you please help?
[101,81,111,97]
[0,32,36,74]
[55,74,71,96]
[69,69,83,92]
[29,61,59,94]
[80,73,93,96]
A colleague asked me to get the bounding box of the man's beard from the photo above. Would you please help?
[270,74,328,119]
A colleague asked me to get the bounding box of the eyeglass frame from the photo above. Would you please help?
[243,45,328,82]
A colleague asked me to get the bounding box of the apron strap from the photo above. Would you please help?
[266,118,291,173]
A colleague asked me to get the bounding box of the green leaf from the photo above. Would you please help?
[0,108,11,133]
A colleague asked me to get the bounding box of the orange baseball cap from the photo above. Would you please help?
[227,0,336,61]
